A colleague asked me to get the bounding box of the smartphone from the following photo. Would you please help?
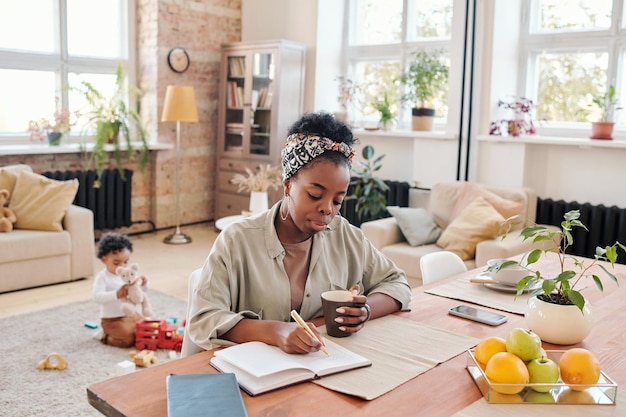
[448,305,508,326]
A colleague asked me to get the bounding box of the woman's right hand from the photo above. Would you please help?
[275,321,325,354]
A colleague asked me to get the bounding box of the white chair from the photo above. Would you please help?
[181,268,204,357]
[419,251,468,285]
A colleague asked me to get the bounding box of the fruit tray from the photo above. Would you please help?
[466,349,618,404]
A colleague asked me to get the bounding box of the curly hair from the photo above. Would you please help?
[286,111,357,174]
[96,233,133,258]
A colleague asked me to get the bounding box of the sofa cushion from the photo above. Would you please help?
[0,165,33,204]
[436,197,505,260]
[9,170,79,232]
[0,229,71,263]
[450,182,523,222]
[386,206,442,247]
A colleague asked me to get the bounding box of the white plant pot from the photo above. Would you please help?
[249,191,268,215]
[525,296,593,345]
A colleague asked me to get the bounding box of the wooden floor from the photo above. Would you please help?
[0,222,219,319]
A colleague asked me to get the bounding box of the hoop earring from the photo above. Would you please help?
[280,196,290,221]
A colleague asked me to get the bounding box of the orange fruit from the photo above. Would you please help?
[475,337,507,367]
[485,351,530,394]
[558,348,601,391]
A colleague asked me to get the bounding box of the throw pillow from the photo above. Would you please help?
[386,206,442,247]
[0,165,33,204]
[9,170,79,232]
[436,196,505,260]
[449,182,523,222]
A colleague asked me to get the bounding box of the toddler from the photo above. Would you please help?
[92,233,149,347]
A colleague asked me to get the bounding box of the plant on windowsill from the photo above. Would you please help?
[493,209,626,344]
[400,48,449,131]
[27,97,79,146]
[72,62,149,186]
[334,75,361,124]
[589,85,621,140]
[372,92,396,131]
[489,96,539,137]
[345,145,389,225]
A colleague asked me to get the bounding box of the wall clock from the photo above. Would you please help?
[167,47,190,73]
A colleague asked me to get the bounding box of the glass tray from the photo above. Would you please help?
[466,349,618,404]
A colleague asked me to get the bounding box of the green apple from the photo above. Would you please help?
[506,328,542,361]
[523,390,556,403]
[527,357,560,392]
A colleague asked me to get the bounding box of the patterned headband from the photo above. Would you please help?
[281,133,356,180]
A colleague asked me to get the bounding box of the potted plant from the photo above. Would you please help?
[489,96,539,137]
[589,85,621,140]
[372,92,396,131]
[493,210,626,344]
[345,145,389,225]
[27,97,78,146]
[400,49,449,131]
[73,62,149,185]
[334,75,361,124]
[230,164,283,215]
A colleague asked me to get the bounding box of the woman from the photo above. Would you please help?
[188,112,411,354]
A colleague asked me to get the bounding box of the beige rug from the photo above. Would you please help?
[0,290,186,416]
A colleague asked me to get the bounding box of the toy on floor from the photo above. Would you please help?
[37,352,68,370]
[116,263,153,318]
[134,318,184,352]
[0,189,17,233]
[129,349,156,368]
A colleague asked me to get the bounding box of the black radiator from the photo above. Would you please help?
[342,180,411,227]
[536,198,626,264]
[42,169,133,230]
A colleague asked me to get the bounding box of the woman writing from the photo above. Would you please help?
[188,112,411,354]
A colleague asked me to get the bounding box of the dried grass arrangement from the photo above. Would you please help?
[231,164,283,193]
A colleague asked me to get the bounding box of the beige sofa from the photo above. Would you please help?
[361,181,553,287]
[0,164,95,293]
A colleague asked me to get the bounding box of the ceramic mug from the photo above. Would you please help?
[321,290,364,338]
[486,258,529,286]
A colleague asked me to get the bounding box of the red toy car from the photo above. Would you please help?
[135,319,183,352]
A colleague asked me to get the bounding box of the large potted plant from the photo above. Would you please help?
[590,85,621,140]
[345,145,389,225]
[230,164,283,215]
[74,62,149,185]
[400,49,449,131]
[492,210,626,344]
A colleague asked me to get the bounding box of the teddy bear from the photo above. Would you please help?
[116,263,153,319]
[0,189,17,233]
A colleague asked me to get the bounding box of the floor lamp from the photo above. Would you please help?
[161,85,198,244]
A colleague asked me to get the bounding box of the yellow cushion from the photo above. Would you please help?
[450,182,523,222]
[436,197,505,260]
[0,165,33,204]
[8,170,79,232]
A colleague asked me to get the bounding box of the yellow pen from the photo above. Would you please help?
[290,310,330,356]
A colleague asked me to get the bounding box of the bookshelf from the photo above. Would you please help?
[216,40,306,218]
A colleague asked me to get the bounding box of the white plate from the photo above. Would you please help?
[474,273,538,293]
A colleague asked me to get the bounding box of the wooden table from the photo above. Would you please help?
[87,253,626,416]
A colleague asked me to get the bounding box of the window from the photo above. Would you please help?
[344,0,455,129]
[521,0,625,128]
[0,0,134,144]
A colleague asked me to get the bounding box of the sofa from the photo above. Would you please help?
[0,164,95,293]
[361,181,554,287]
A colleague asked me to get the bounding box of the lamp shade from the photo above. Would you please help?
[161,85,199,122]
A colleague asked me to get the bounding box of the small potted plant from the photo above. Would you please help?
[73,62,149,184]
[493,210,626,344]
[372,92,396,131]
[334,76,361,123]
[230,164,283,215]
[345,145,389,225]
[589,85,621,140]
[27,97,78,146]
[489,96,539,137]
[400,49,449,131]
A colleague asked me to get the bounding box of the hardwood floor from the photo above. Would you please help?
[0,222,219,319]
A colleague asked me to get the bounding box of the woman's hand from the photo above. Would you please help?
[334,284,371,334]
[276,322,326,354]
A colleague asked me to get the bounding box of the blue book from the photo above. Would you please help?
[166,373,248,417]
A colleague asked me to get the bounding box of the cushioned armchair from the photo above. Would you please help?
[361,181,555,287]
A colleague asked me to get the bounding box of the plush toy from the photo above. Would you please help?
[0,189,17,233]
[116,263,153,318]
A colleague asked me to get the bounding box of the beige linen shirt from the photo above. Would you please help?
[188,202,412,350]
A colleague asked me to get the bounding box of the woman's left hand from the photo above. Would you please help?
[334,284,371,334]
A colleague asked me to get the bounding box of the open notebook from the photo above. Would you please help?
[209,340,372,396]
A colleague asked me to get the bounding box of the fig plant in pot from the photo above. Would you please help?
[400,49,449,131]
[494,210,626,345]
[590,85,621,140]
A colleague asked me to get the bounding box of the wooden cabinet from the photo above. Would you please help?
[216,39,306,219]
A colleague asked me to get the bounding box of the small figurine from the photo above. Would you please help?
[129,349,156,368]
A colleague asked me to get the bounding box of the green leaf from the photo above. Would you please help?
[567,290,586,313]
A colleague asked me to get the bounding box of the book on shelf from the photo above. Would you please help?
[166,373,248,417]
[209,339,372,396]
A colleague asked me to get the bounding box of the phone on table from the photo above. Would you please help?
[448,304,508,326]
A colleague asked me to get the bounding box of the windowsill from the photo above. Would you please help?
[477,134,626,149]
[353,128,456,140]
[0,142,173,156]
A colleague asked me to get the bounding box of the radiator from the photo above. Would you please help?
[536,198,626,264]
[341,180,411,227]
[42,169,133,230]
